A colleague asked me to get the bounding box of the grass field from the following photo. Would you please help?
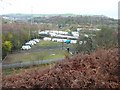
[3,49,65,64]
[3,40,75,75]
[3,40,75,64]
[31,40,62,49]
[31,40,76,50]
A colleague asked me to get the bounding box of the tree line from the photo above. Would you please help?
[33,16,117,26]
[2,22,39,59]
[75,26,118,54]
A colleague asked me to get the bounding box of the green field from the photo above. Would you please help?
[3,49,65,64]
[3,40,75,75]
[31,40,75,50]
[3,40,75,64]
[31,40,63,49]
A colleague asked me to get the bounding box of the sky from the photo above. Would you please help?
[0,0,119,19]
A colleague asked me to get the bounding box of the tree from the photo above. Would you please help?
[2,41,12,58]
[7,33,13,40]
[76,36,93,54]
[95,26,118,49]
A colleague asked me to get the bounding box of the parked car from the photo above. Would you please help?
[29,40,37,45]
[25,42,34,46]
[25,43,32,46]
[21,45,31,50]
[33,39,40,43]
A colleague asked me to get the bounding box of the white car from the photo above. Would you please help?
[21,45,31,50]
[25,42,34,46]
[29,40,37,45]
[33,39,40,43]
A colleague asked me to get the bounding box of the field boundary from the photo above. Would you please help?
[2,58,64,69]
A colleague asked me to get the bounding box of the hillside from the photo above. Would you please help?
[33,16,117,26]
[2,48,120,88]
[1,13,76,17]
[1,14,117,25]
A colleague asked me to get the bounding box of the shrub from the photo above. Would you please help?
[2,48,120,88]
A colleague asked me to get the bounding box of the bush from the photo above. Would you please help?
[2,41,12,58]
[2,48,120,88]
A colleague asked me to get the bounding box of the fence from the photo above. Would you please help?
[2,58,64,69]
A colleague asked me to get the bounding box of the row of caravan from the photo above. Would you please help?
[43,37,77,44]
[39,30,68,35]
[39,30,79,38]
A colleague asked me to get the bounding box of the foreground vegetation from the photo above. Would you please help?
[2,48,120,88]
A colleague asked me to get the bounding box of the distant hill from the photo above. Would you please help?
[33,15,117,26]
[0,13,76,20]
[1,13,78,17]
[0,14,118,25]
[0,14,75,23]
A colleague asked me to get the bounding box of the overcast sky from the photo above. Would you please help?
[0,0,119,19]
